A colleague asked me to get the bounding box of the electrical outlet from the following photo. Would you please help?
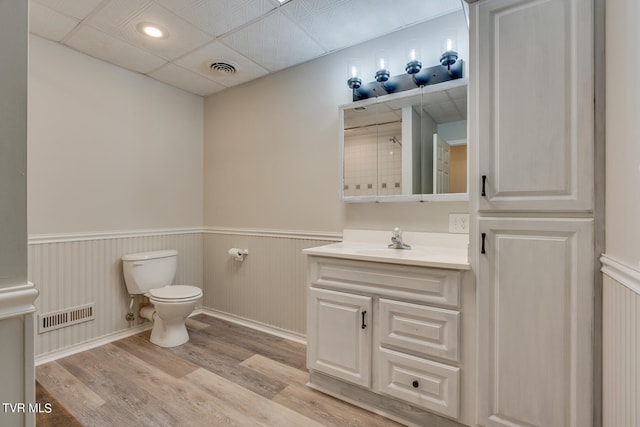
[449,213,470,234]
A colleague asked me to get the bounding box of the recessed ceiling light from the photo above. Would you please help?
[136,22,169,39]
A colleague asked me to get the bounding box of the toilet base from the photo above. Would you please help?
[149,315,190,348]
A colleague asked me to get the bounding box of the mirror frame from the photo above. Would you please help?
[339,78,469,203]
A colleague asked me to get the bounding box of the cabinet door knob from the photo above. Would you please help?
[412,380,419,388]
[481,233,486,254]
[361,310,367,329]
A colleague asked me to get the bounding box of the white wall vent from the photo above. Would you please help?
[38,303,95,334]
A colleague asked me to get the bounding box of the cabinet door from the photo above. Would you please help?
[477,218,593,427]
[472,0,593,212]
[307,288,372,387]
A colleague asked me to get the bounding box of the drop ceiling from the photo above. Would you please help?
[29,0,463,97]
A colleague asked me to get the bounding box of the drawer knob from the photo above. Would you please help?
[412,380,419,388]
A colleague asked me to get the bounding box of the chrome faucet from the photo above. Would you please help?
[388,227,411,249]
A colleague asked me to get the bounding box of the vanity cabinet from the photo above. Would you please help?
[469,0,598,426]
[306,256,467,423]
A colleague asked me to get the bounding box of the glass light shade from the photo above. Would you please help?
[405,42,422,74]
[440,30,459,68]
[441,30,458,53]
[347,59,362,79]
[347,59,362,89]
[375,51,390,82]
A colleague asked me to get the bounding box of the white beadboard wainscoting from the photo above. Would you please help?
[28,227,341,363]
[203,228,341,337]
[601,255,640,427]
[29,229,203,361]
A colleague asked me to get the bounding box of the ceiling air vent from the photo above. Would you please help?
[209,61,237,76]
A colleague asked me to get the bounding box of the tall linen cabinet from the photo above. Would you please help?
[468,0,599,427]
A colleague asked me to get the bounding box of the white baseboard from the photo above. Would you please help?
[35,308,307,366]
[35,323,152,366]
[193,307,307,345]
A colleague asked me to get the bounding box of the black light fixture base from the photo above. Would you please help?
[351,59,463,102]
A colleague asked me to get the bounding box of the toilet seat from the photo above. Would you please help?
[149,285,202,302]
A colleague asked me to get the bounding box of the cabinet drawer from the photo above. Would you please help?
[310,258,460,308]
[379,299,460,362]
[378,347,459,418]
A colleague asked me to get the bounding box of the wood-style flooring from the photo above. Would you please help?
[36,314,403,426]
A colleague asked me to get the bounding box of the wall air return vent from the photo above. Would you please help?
[38,303,95,334]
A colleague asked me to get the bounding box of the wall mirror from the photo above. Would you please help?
[340,79,468,202]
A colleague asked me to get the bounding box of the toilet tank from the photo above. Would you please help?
[122,250,178,295]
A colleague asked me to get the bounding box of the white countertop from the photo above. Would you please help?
[303,229,470,270]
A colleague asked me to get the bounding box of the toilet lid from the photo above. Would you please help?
[149,285,202,301]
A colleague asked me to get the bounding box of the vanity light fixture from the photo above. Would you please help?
[137,22,169,39]
[347,43,463,102]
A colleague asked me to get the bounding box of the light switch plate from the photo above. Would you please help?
[449,213,469,234]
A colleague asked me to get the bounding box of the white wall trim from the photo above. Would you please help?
[203,227,342,241]
[195,307,307,345]
[28,227,342,245]
[0,282,40,320]
[601,254,640,296]
[35,323,152,366]
[28,227,203,245]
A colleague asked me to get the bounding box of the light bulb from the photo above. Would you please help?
[144,26,163,38]
[136,22,168,39]
[446,38,454,52]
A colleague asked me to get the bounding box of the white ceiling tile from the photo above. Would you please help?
[157,0,276,37]
[149,63,226,96]
[454,98,467,116]
[448,85,467,100]
[222,11,325,72]
[282,0,461,52]
[86,0,213,61]
[281,0,403,51]
[175,41,269,87]
[65,25,167,74]
[30,2,79,42]
[33,0,105,20]
[392,0,461,26]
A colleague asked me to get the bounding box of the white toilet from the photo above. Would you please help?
[122,249,202,348]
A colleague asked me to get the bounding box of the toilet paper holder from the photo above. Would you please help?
[228,248,249,261]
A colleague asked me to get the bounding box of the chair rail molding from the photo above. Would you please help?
[601,254,640,295]
[0,282,40,320]
[28,227,203,245]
